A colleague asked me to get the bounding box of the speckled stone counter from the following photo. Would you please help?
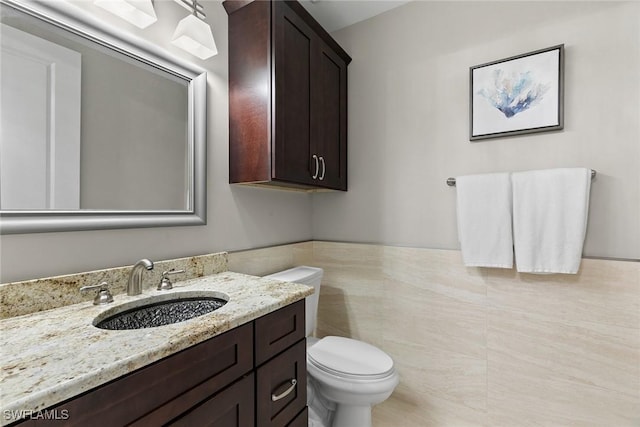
[0,271,312,425]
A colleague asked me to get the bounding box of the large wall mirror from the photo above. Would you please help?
[0,0,207,234]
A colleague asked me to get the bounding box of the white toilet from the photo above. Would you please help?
[266,266,399,427]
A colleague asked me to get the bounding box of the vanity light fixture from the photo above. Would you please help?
[172,0,218,60]
[94,0,158,29]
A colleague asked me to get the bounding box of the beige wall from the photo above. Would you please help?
[229,241,640,426]
[0,1,312,283]
[312,1,640,260]
[3,1,637,282]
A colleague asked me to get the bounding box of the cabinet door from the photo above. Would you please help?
[169,374,255,427]
[256,340,307,427]
[272,1,315,186]
[23,324,253,427]
[311,40,348,190]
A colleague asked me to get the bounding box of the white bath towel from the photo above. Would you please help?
[511,168,591,274]
[456,173,513,268]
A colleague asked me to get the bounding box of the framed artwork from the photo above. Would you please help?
[469,44,564,141]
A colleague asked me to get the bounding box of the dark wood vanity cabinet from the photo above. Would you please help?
[224,0,351,191]
[14,300,307,427]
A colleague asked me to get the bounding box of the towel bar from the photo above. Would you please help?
[446,169,596,187]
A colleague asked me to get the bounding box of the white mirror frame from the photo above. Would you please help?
[0,0,207,234]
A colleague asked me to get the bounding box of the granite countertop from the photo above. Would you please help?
[0,272,313,425]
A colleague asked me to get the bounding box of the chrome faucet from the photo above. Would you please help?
[127,259,154,296]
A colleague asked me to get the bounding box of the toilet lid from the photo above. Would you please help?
[307,336,394,379]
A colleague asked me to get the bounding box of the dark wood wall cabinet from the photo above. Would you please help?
[13,300,307,427]
[224,0,351,191]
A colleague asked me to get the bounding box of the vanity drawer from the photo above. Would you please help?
[255,300,305,365]
[256,339,307,427]
[23,323,253,426]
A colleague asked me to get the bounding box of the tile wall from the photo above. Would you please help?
[229,241,640,426]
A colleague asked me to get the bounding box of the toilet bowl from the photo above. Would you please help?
[265,267,399,427]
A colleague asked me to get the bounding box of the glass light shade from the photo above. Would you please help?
[95,0,157,29]
[171,15,218,60]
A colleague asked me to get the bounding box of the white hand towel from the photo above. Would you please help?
[456,173,513,268]
[512,168,591,274]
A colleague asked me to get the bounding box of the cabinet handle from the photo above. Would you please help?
[312,155,319,179]
[319,156,325,181]
[271,378,297,402]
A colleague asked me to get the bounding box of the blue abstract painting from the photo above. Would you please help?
[477,69,550,118]
[470,45,563,140]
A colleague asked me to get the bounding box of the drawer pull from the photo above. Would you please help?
[271,378,297,402]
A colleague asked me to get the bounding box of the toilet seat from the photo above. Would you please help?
[308,336,395,380]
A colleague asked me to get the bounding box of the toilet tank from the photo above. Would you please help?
[264,266,323,338]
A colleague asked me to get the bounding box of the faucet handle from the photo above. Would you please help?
[158,269,185,291]
[80,281,114,305]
